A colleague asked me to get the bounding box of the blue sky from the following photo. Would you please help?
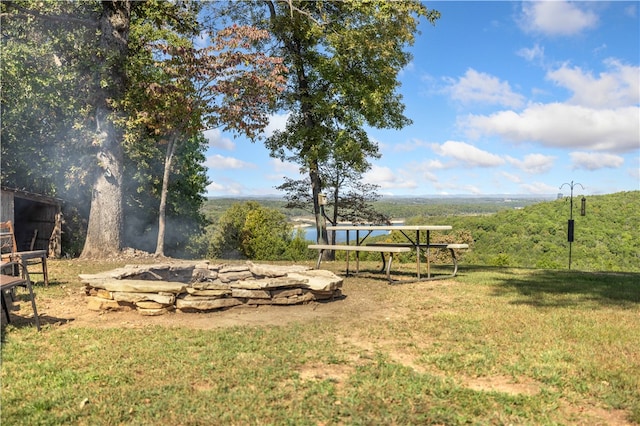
[203,1,639,197]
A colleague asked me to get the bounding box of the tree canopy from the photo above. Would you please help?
[212,1,440,245]
[122,3,286,256]
[1,1,285,258]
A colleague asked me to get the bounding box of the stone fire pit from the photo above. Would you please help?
[79,261,343,316]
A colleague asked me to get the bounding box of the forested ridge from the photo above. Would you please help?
[418,191,639,272]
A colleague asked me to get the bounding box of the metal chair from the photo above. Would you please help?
[0,221,49,286]
[1,260,41,330]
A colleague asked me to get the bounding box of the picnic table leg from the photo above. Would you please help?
[315,250,323,269]
[449,247,459,277]
[385,253,395,282]
[426,230,431,279]
[355,230,359,274]
[345,232,350,275]
[416,230,421,280]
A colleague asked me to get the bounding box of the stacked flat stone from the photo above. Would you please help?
[79,261,343,316]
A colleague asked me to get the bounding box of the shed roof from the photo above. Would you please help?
[1,186,62,206]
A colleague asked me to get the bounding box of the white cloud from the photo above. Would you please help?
[405,160,446,183]
[593,44,608,56]
[206,179,245,196]
[445,69,525,108]
[570,152,624,171]
[506,153,556,174]
[423,170,439,183]
[546,59,640,108]
[364,165,395,184]
[517,44,545,63]
[624,4,637,18]
[519,1,599,36]
[462,103,639,153]
[399,60,415,77]
[393,138,431,152]
[205,154,256,170]
[264,112,291,138]
[424,159,447,170]
[432,140,505,168]
[206,181,225,192]
[363,165,417,190]
[203,129,235,150]
[270,158,301,175]
[499,171,522,184]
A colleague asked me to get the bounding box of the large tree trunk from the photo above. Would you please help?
[310,162,334,260]
[80,1,130,258]
[310,166,327,245]
[81,109,125,258]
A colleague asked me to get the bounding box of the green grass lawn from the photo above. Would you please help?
[1,259,639,425]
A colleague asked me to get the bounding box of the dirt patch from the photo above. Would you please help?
[14,271,386,331]
[463,375,542,396]
[562,403,635,426]
[297,363,354,389]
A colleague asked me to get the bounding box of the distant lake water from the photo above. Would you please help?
[299,223,403,243]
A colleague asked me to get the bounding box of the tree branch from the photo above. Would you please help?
[279,0,325,26]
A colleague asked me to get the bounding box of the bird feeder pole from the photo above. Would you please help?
[559,181,584,270]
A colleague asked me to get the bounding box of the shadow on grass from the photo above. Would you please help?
[460,265,640,308]
[337,263,461,284]
[1,290,75,340]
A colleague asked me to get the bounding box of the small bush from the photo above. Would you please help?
[209,201,313,261]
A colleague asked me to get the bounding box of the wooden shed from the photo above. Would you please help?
[0,187,62,258]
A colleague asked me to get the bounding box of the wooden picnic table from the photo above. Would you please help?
[309,224,467,282]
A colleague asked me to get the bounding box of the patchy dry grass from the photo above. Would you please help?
[1,259,638,425]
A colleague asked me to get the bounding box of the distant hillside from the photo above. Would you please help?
[373,196,550,218]
[435,191,639,272]
[203,195,549,223]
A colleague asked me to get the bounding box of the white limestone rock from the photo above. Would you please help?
[286,270,343,292]
[246,262,311,277]
[176,297,242,311]
[113,292,176,305]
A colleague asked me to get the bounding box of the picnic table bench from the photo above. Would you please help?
[308,244,411,281]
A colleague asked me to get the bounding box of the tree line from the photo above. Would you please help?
[451,191,639,272]
[1,1,439,259]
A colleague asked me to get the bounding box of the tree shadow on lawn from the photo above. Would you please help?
[462,265,639,308]
[340,263,463,284]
